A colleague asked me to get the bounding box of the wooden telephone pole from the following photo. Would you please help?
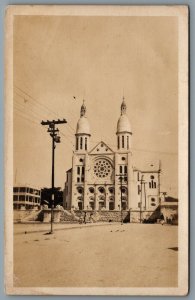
[41,119,67,234]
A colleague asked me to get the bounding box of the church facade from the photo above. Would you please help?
[63,99,161,216]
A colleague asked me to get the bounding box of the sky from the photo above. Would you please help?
[13,15,178,197]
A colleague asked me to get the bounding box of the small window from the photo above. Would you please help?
[138,185,140,195]
[76,137,78,150]
[150,175,154,179]
[77,187,83,194]
[85,137,87,150]
[79,158,83,162]
[122,157,125,161]
[82,166,84,175]
[98,187,105,194]
[149,182,151,188]
[121,187,127,194]
[80,137,83,149]
[120,166,122,174]
[109,202,114,210]
[109,187,114,194]
[127,136,129,149]
[77,177,80,183]
[137,172,140,181]
[151,198,155,202]
[89,187,95,193]
[77,167,80,175]
[124,166,127,174]
[13,195,18,201]
[122,135,124,148]
[154,182,157,188]
[151,203,156,207]
[118,136,120,149]
[19,195,25,201]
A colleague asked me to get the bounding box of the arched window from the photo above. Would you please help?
[124,165,127,174]
[98,187,105,194]
[82,166,84,175]
[76,137,78,150]
[120,186,127,194]
[77,166,80,175]
[89,187,95,193]
[127,136,129,149]
[80,137,83,149]
[77,187,83,194]
[85,137,87,150]
[122,135,124,148]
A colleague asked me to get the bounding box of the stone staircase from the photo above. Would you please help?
[60,210,80,223]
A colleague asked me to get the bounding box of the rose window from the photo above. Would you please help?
[93,159,112,178]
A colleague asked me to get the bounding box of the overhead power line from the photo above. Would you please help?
[14,85,76,133]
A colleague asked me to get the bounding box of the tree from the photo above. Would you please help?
[41,187,63,208]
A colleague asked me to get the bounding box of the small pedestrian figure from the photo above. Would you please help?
[89,213,93,223]
[84,212,87,224]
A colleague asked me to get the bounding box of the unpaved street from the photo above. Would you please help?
[14,223,178,287]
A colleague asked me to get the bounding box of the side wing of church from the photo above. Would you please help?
[63,99,161,220]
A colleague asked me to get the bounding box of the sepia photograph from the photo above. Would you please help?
[4,5,188,296]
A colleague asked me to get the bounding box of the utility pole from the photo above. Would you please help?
[120,176,123,224]
[41,118,67,234]
[158,160,162,215]
[140,175,144,223]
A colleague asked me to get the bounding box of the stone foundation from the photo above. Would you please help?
[14,205,177,224]
[73,210,130,223]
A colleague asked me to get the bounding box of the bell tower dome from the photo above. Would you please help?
[75,100,91,152]
[116,97,132,152]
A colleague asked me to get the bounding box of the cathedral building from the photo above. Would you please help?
[63,99,161,217]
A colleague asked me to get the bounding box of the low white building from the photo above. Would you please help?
[13,185,41,210]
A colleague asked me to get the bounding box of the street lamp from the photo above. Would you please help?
[139,175,144,223]
[116,174,126,225]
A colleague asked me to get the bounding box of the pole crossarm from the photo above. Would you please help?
[41,118,67,126]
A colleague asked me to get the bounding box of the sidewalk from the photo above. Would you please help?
[14,221,119,235]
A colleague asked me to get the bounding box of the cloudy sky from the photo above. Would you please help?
[13,15,178,197]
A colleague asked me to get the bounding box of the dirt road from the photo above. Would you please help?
[14,223,178,287]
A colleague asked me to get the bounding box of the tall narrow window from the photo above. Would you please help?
[118,136,120,149]
[77,167,80,175]
[124,165,127,174]
[80,137,83,149]
[138,185,140,195]
[122,135,124,148]
[76,137,78,150]
[120,166,122,174]
[127,136,129,149]
[85,137,87,150]
[82,166,84,175]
